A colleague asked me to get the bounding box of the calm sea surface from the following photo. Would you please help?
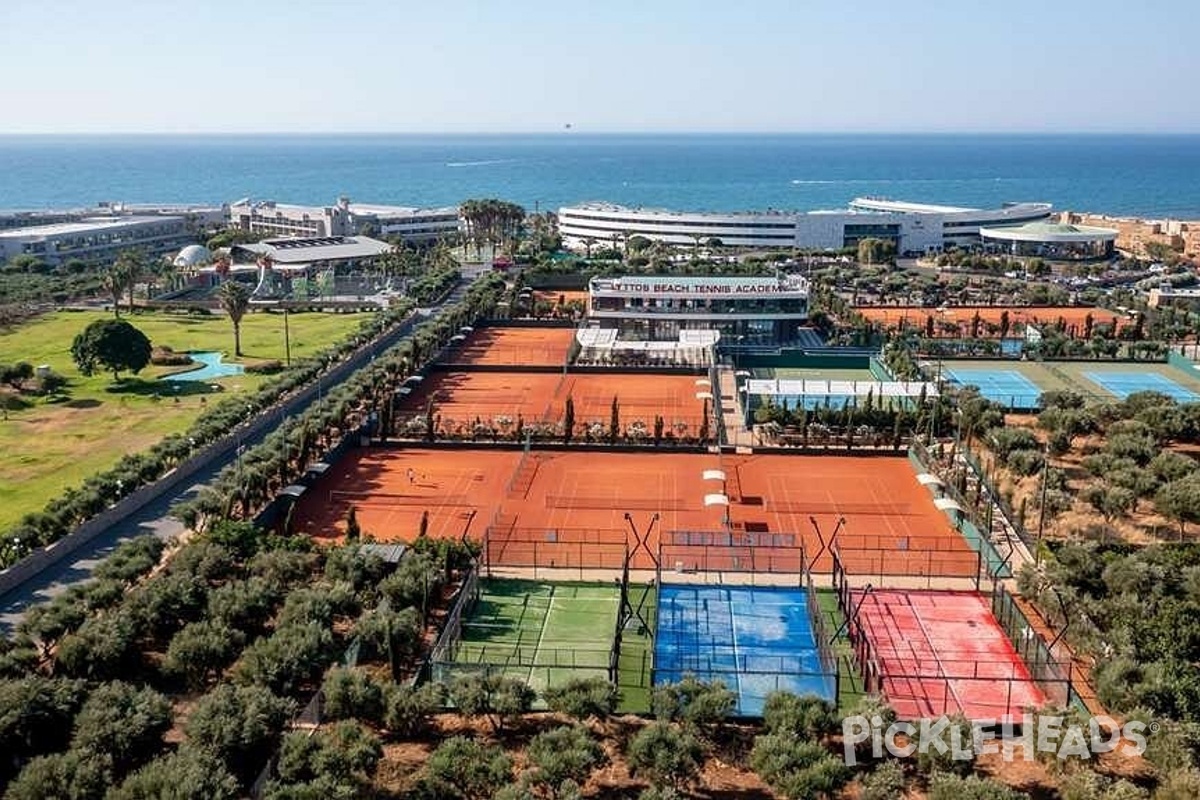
[0,133,1198,218]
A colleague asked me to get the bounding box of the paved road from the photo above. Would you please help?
[0,281,476,634]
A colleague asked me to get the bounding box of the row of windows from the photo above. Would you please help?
[942,213,1049,230]
[592,297,808,314]
[562,220,796,242]
[561,212,796,230]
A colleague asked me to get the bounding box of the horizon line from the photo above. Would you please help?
[1,129,1199,137]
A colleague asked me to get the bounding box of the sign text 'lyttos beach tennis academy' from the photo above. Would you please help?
[591,275,810,297]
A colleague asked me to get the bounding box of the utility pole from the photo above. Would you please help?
[283,305,291,366]
[1036,442,1050,565]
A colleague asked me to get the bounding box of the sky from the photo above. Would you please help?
[0,0,1197,134]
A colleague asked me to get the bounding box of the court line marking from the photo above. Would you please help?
[903,596,965,716]
[727,588,743,704]
[531,584,556,684]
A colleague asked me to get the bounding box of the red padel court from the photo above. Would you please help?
[852,589,1049,721]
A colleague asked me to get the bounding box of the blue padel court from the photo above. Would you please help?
[942,367,1044,409]
[653,585,837,716]
[1083,371,1199,402]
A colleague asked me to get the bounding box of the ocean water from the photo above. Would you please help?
[0,133,1198,218]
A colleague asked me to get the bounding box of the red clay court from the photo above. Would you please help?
[395,371,711,437]
[853,306,1127,335]
[293,449,969,573]
[446,327,577,367]
[852,589,1050,720]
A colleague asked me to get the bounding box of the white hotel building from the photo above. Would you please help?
[558,197,1053,254]
[588,274,810,346]
[229,197,462,244]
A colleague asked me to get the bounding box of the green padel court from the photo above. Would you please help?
[444,579,621,694]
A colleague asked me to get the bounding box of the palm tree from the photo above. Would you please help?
[103,252,139,317]
[217,280,252,357]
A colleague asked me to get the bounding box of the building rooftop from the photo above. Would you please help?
[0,215,183,238]
[238,235,392,263]
[979,221,1118,242]
[850,197,976,214]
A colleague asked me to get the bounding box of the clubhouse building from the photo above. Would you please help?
[558,197,1053,254]
[587,274,810,346]
[979,221,1118,260]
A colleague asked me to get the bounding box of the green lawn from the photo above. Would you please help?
[0,308,371,532]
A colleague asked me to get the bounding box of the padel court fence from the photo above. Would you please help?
[658,530,808,577]
[482,525,631,575]
[827,536,988,589]
[426,568,621,688]
[832,552,1074,719]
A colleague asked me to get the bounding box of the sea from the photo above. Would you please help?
[0,133,1198,218]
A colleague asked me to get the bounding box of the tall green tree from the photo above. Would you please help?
[70,318,153,381]
[217,280,252,357]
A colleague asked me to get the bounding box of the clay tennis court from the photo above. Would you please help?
[398,371,563,424]
[854,306,1127,336]
[291,448,522,543]
[851,589,1050,720]
[295,449,967,574]
[446,326,577,367]
[395,371,711,438]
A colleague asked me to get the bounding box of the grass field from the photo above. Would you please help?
[0,308,370,531]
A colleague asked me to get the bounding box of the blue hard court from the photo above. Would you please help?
[943,367,1043,409]
[1083,371,1199,402]
[654,585,835,716]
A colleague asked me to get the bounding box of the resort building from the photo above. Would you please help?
[979,221,1118,260]
[586,274,810,346]
[0,215,196,266]
[1060,211,1200,259]
[229,235,393,273]
[557,198,1053,254]
[228,197,461,243]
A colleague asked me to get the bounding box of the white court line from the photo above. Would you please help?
[727,588,743,704]
[531,586,556,687]
[905,599,964,715]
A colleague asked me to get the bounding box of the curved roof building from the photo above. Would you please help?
[979,221,1117,260]
[557,197,1054,254]
[173,243,212,267]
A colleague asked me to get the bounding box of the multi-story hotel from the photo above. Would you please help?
[0,215,197,266]
[558,197,1053,254]
[228,197,461,243]
[587,274,810,345]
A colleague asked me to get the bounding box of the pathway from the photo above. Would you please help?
[0,282,472,634]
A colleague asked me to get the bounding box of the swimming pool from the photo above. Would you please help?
[160,351,244,382]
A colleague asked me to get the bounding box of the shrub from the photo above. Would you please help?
[233,621,334,695]
[164,620,246,689]
[70,681,172,773]
[245,359,285,374]
[859,759,907,800]
[448,674,536,732]
[651,675,735,726]
[4,749,113,800]
[627,722,703,788]
[55,611,139,680]
[762,692,838,739]
[914,713,976,777]
[93,536,166,584]
[927,773,1029,800]
[0,676,89,779]
[354,604,423,662]
[383,682,444,738]
[1006,448,1046,477]
[206,576,281,632]
[750,734,851,799]
[424,735,513,800]
[150,346,194,366]
[273,720,382,792]
[185,684,296,782]
[527,725,604,789]
[543,677,619,720]
[106,745,241,800]
[321,667,385,724]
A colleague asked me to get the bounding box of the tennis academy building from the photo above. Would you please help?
[587,274,810,345]
[558,197,1053,253]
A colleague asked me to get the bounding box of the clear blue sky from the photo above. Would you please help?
[1,0,1196,133]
